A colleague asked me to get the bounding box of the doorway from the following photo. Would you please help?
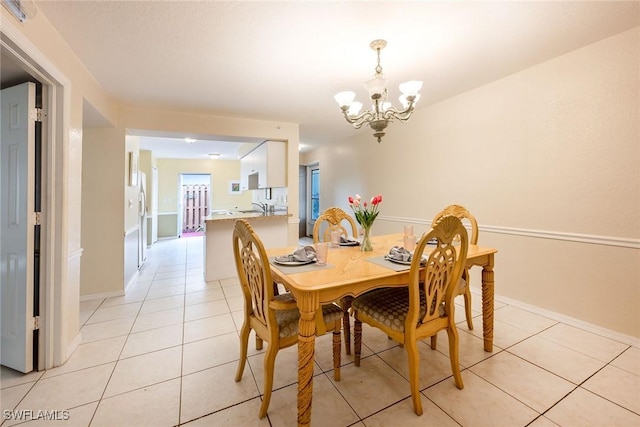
[298,165,306,238]
[179,173,211,237]
[0,31,65,371]
[305,163,320,236]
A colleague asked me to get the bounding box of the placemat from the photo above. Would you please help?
[269,258,334,274]
[366,255,412,272]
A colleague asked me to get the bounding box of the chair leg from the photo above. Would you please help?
[446,326,464,390]
[464,288,474,330]
[256,335,263,351]
[259,344,279,418]
[430,332,437,350]
[354,318,362,367]
[332,324,341,381]
[235,323,251,382]
[341,297,352,355]
[405,339,423,416]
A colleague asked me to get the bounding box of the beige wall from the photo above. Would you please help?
[302,28,639,339]
[80,128,126,297]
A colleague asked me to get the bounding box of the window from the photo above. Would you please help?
[310,167,320,220]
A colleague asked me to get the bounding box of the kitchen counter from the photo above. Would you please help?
[205,210,291,223]
[203,210,290,281]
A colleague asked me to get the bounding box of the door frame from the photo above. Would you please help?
[305,162,319,237]
[2,14,70,370]
[178,173,212,235]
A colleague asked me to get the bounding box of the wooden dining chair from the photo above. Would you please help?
[313,207,359,354]
[352,215,469,416]
[312,206,359,243]
[232,219,343,419]
[432,204,478,330]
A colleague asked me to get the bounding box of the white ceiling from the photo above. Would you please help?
[30,1,639,158]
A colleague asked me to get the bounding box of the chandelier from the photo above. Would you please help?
[334,39,422,143]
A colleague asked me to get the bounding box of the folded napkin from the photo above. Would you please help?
[275,246,317,263]
[387,246,413,262]
[339,235,360,245]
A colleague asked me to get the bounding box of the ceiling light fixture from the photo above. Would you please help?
[208,153,220,159]
[2,0,37,22]
[334,39,422,143]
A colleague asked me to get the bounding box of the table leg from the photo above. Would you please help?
[481,257,495,352]
[296,292,319,427]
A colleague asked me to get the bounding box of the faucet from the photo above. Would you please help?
[252,202,267,214]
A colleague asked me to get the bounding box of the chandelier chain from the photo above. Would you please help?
[375,47,383,78]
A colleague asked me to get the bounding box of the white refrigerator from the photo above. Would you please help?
[138,171,148,268]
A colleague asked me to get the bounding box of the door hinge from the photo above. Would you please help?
[34,212,41,225]
[30,108,44,122]
[33,316,40,330]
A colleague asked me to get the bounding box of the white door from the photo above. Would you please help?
[1,82,38,373]
[138,172,147,268]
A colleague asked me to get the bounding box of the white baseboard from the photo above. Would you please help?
[469,287,640,348]
[79,289,125,302]
[79,267,142,302]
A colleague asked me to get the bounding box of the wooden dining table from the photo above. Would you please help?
[267,232,497,427]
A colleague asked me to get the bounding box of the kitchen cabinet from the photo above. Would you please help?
[240,140,286,190]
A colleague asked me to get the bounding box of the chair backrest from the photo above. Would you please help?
[312,207,358,243]
[407,215,468,327]
[432,204,478,245]
[232,219,277,332]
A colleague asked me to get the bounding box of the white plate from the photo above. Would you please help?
[273,258,315,266]
[384,255,427,266]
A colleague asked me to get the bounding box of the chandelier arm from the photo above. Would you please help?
[342,109,375,129]
[382,99,416,122]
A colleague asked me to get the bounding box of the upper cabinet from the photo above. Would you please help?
[240,140,286,190]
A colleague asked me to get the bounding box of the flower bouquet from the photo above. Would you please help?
[348,194,382,251]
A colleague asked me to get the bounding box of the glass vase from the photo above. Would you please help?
[361,226,373,252]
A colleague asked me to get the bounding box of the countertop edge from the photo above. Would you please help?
[205,213,292,223]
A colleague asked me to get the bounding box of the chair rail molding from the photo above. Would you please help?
[380,216,639,249]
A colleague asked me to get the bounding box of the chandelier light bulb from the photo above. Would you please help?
[364,77,387,98]
[399,80,423,96]
[348,102,363,116]
[334,91,356,108]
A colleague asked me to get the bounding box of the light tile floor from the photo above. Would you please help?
[2,236,639,426]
